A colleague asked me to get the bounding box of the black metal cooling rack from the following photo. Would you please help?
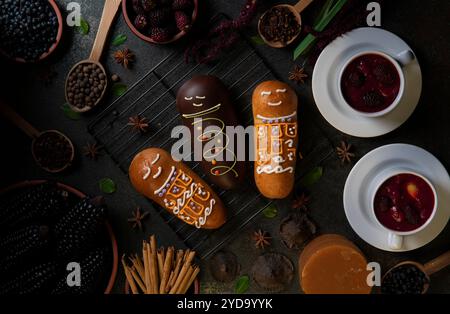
[88,32,333,259]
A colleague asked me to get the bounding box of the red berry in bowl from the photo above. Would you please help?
[132,0,144,14]
[373,64,395,85]
[150,27,173,42]
[134,14,148,30]
[363,90,384,108]
[406,182,419,200]
[141,0,157,12]
[348,71,365,87]
[148,7,172,27]
[390,206,404,223]
[172,0,194,11]
[175,11,191,31]
[403,204,419,225]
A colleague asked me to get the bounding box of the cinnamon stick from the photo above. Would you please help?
[169,251,196,294]
[160,246,174,294]
[142,242,151,294]
[157,247,165,279]
[146,242,156,294]
[177,265,195,294]
[130,266,146,293]
[169,250,185,289]
[122,256,139,294]
[182,265,200,294]
[150,236,159,293]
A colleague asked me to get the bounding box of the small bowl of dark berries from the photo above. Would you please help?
[0,0,63,63]
[371,169,438,250]
[122,0,198,44]
[339,50,413,118]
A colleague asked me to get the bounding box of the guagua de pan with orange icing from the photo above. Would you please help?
[129,148,227,229]
[252,81,299,199]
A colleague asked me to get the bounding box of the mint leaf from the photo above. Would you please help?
[250,35,265,45]
[262,203,278,219]
[61,103,81,120]
[112,34,127,46]
[300,166,323,187]
[234,275,250,294]
[112,83,127,96]
[99,178,116,194]
[77,17,89,35]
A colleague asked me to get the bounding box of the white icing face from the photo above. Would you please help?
[260,88,287,107]
[142,153,163,181]
[184,95,207,107]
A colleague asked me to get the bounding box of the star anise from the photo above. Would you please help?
[128,207,149,230]
[113,48,135,68]
[292,193,310,210]
[252,229,271,249]
[127,115,149,132]
[336,141,355,164]
[288,65,308,85]
[82,142,103,160]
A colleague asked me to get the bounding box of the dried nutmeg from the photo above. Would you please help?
[279,212,316,250]
[251,253,294,292]
[209,251,240,283]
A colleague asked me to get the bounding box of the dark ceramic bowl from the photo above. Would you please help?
[122,0,198,44]
[0,180,119,294]
[0,0,63,63]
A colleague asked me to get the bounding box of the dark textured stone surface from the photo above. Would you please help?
[0,0,449,294]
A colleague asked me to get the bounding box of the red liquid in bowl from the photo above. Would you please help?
[341,53,400,113]
[374,174,435,232]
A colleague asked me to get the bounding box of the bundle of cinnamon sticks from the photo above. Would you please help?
[122,235,200,294]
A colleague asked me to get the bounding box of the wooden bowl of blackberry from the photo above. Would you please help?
[0,0,63,63]
[0,180,119,294]
[122,0,198,44]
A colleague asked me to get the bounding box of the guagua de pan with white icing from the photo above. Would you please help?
[129,148,227,229]
[176,75,246,190]
[252,81,299,199]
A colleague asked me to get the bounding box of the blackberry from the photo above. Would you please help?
[373,64,395,85]
[348,71,365,87]
[55,197,106,258]
[362,91,384,108]
[52,247,109,294]
[150,27,174,42]
[131,0,144,14]
[141,0,156,12]
[147,7,172,27]
[0,182,67,228]
[134,14,148,30]
[381,264,429,294]
[0,0,58,61]
[0,261,59,294]
[174,11,191,31]
[172,0,193,11]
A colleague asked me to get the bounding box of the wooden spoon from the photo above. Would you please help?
[382,250,450,294]
[258,0,314,48]
[65,0,122,113]
[0,102,74,173]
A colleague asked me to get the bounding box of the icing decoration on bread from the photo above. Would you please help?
[252,81,299,199]
[129,148,227,229]
[176,75,246,190]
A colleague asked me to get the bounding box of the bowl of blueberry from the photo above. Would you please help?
[0,0,63,63]
[122,0,198,44]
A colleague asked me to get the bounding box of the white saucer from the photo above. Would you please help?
[343,144,450,252]
[312,28,422,137]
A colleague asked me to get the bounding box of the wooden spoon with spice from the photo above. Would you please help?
[381,250,450,294]
[258,0,314,48]
[0,102,75,173]
[65,0,122,113]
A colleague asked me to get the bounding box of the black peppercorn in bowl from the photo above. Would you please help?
[122,0,198,44]
[0,0,63,63]
[65,60,108,113]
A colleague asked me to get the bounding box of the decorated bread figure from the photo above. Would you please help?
[129,148,227,229]
[176,75,246,190]
[252,81,298,199]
